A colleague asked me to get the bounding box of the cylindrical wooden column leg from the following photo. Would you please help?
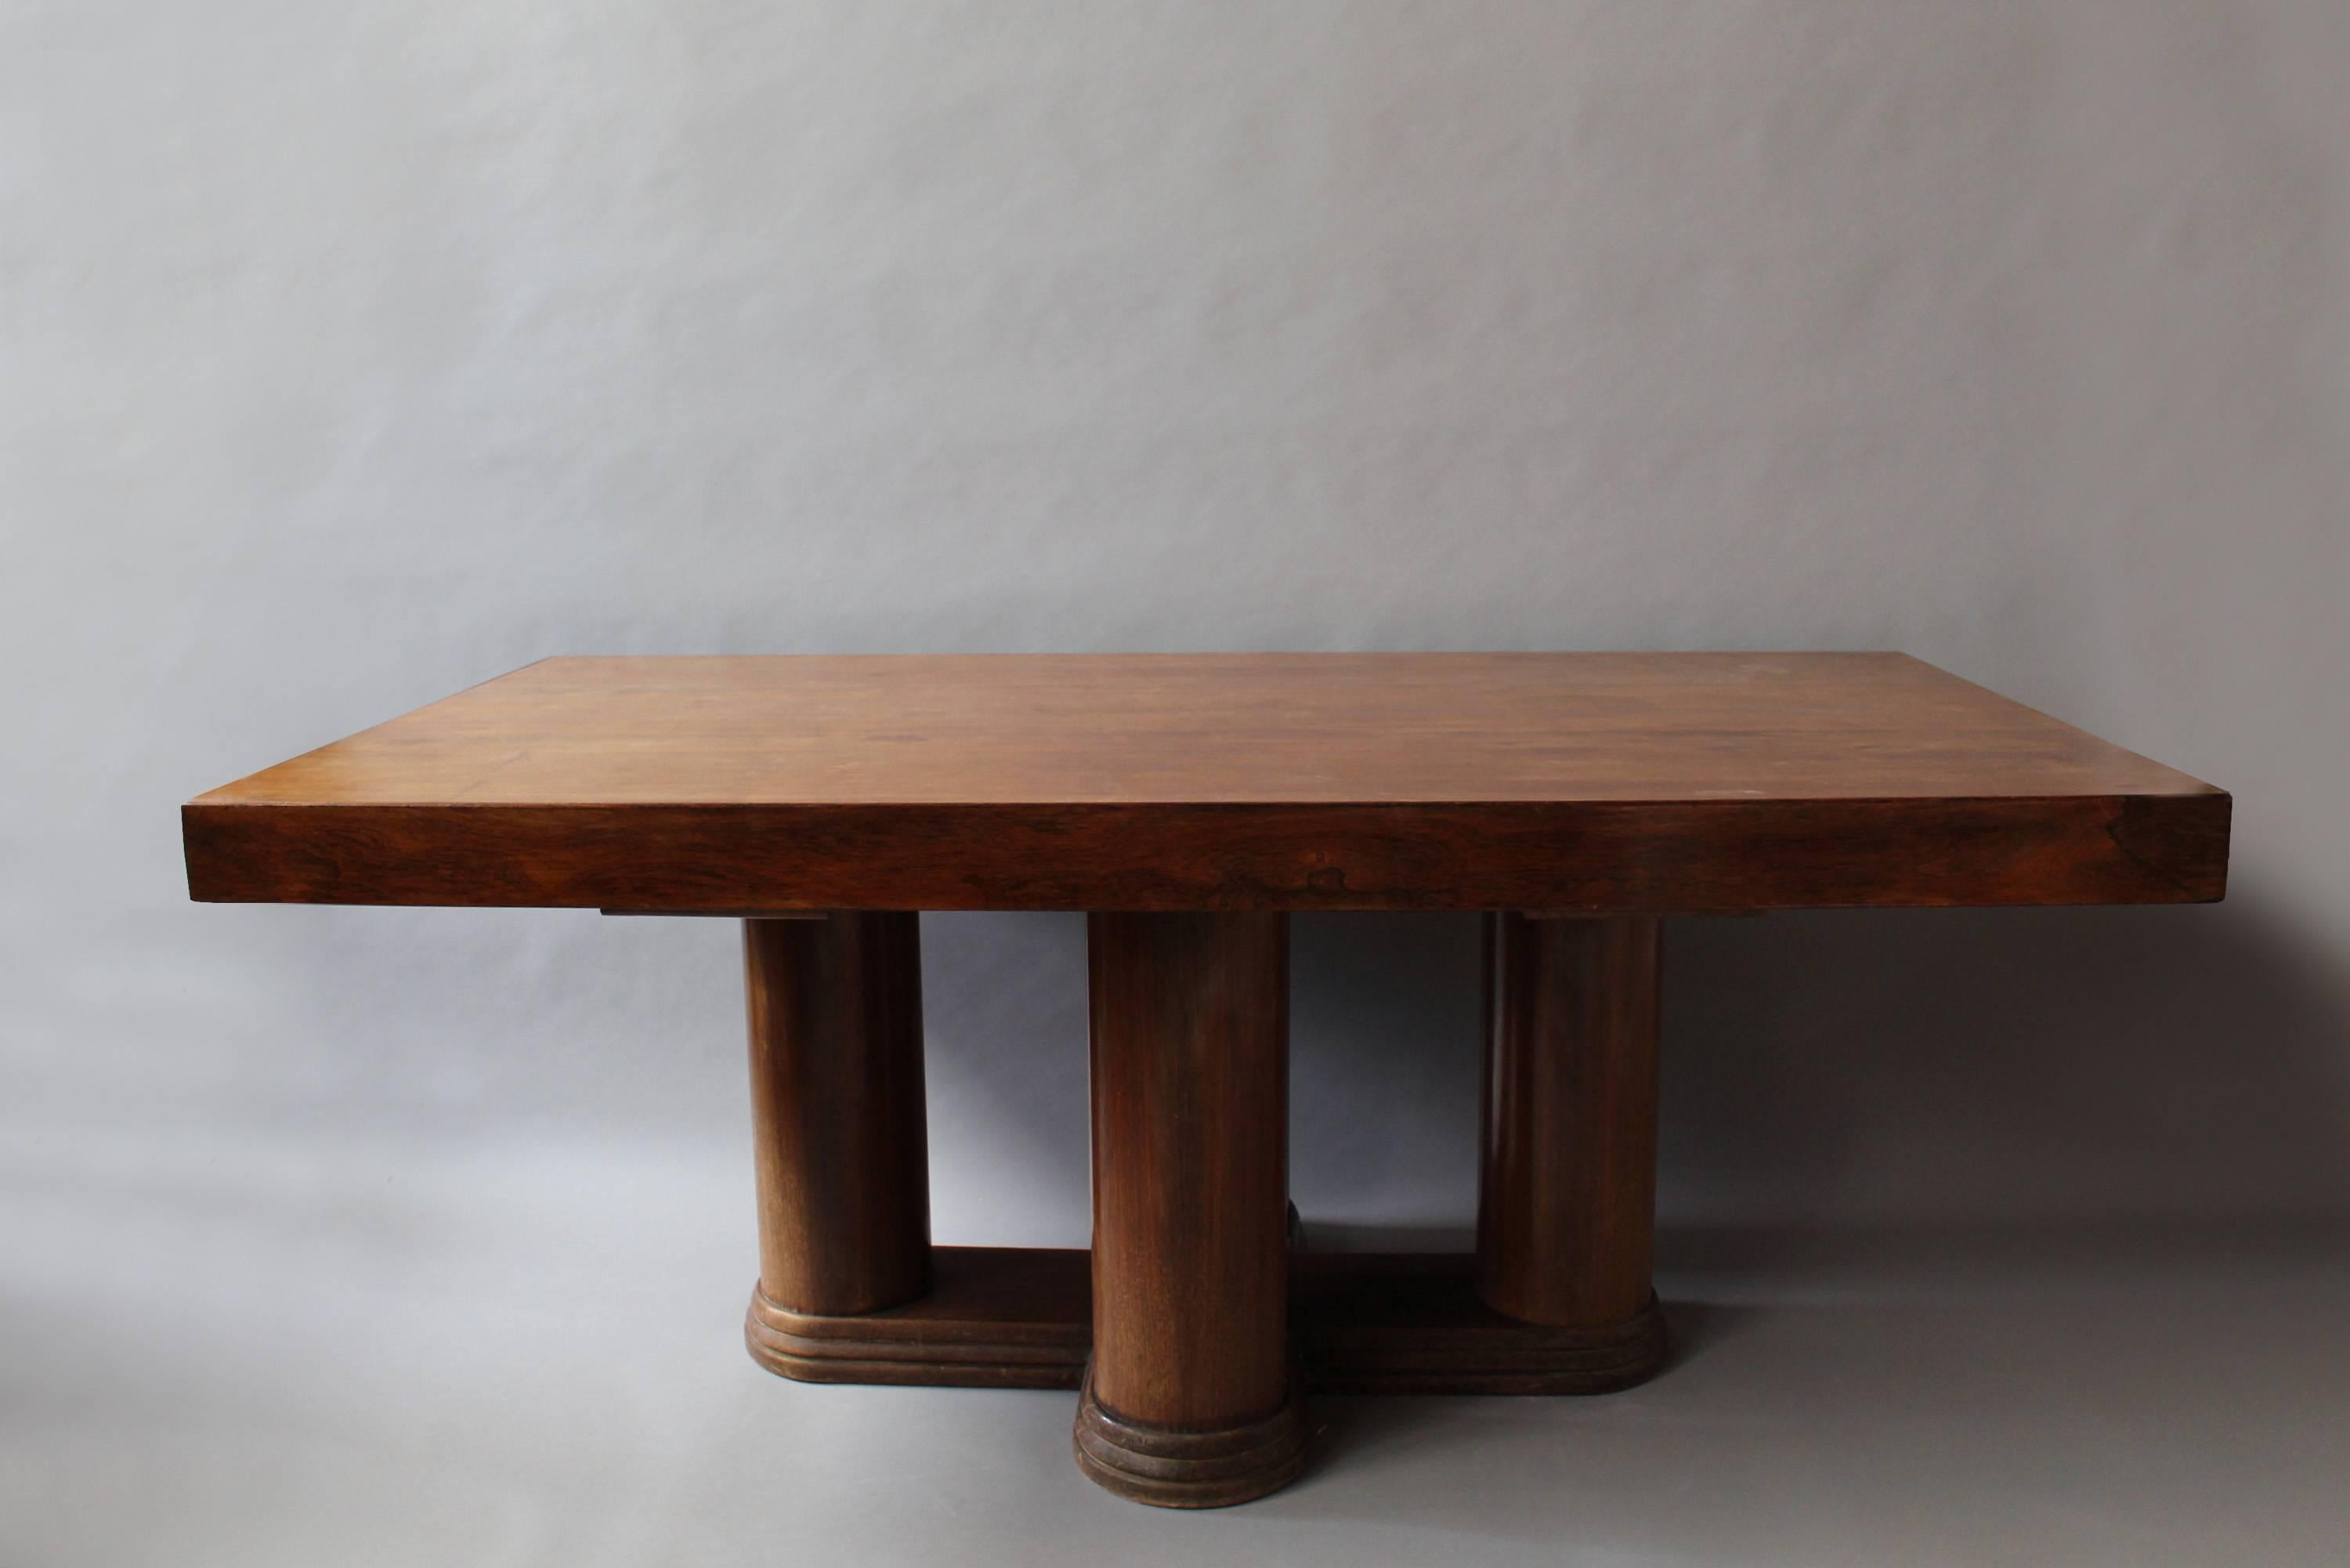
[742,913,929,1369]
[1075,912,1304,1508]
[1477,914,1667,1359]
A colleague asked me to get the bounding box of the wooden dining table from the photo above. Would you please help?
[182,652,2230,1507]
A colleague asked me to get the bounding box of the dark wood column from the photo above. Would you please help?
[742,913,929,1322]
[1477,913,1662,1329]
[1076,912,1305,1508]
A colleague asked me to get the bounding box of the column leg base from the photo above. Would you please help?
[1072,1363,1307,1509]
[1296,1252,1666,1395]
[746,1245,1090,1389]
[743,1245,1667,1397]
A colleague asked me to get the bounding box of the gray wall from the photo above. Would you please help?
[8,2,2348,1270]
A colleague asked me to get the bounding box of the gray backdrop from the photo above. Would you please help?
[6,4,2348,1564]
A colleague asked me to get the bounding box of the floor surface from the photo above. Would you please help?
[5,1133,2347,1568]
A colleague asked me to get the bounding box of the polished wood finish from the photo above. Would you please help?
[1079,912,1303,1508]
[744,913,929,1317]
[1074,1370,1307,1510]
[1479,914,1662,1327]
[743,1246,1663,1396]
[747,1246,1089,1389]
[181,652,2236,1511]
[184,654,2229,913]
[1296,1250,1663,1393]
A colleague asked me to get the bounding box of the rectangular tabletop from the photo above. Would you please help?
[183,653,2228,912]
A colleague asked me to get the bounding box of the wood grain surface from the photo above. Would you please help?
[746,1245,1090,1389]
[183,653,2229,912]
[1084,912,1292,1429]
[1079,912,1304,1505]
[1294,1251,1665,1396]
[743,913,930,1317]
[739,1245,1666,1398]
[1477,914,1661,1328]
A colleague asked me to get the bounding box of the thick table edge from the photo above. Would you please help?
[182,792,2229,912]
